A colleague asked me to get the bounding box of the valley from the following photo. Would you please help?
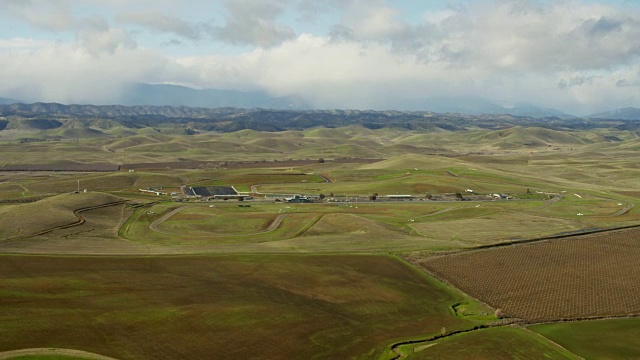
[1,108,639,359]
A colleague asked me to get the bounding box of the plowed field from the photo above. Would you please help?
[420,227,640,321]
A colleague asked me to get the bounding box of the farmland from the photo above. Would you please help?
[418,227,640,320]
[1,121,640,359]
[0,254,489,360]
[530,318,640,359]
[396,326,579,359]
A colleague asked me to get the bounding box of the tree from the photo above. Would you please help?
[319,193,326,200]
[369,192,378,201]
[494,308,504,319]
[318,158,325,163]
[455,193,464,201]
[425,193,433,200]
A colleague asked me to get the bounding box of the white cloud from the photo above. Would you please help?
[0,38,52,50]
[0,41,173,104]
[338,0,408,40]
[78,27,137,56]
[115,12,203,40]
[213,0,296,47]
[0,0,75,32]
[0,0,639,114]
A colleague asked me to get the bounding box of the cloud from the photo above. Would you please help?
[476,2,640,72]
[558,75,597,89]
[0,0,75,31]
[1,0,640,114]
[333,0,408,40]
[115,12,202,40]
[0,0,138,55]
[0,38,51,50]
[78,27,137,56]
[0,41,176,104]
[212,0,296,47]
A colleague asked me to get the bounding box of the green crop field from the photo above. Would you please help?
[530,319,640,359]
[0,254,491,360]
[396,327,579,360]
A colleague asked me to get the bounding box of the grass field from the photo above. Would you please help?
[530,318,640,359]
[0,254,491,360]
[396,326,579,359]
[0,193,124,240]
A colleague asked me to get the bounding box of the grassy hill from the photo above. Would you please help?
[0,192,122,240]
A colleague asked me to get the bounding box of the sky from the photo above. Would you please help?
[0,0,639,115]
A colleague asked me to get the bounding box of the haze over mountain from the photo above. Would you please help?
[416,97,574,118]
[589,107,640,121]
[114,84,571,117]
[0,83,635,119]
[118,83,311,110]
[0,97,18,105]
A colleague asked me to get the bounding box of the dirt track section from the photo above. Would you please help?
[148,205,190,234]
[0,201,126,244]
[0,348,119,360]
[149,206,286,237]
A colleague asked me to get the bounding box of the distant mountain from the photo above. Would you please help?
[418,97,505,115]
[2,102,637,136]
[417,97,573,118]
[589,107,640,120]
[503,103,575,119]
[118,83,311,110]
[0,97,19,105]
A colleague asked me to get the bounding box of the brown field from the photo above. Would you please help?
[0,254,476,360]
[1,164,120,172]
[121,158,380,170]
[417,227,640,321]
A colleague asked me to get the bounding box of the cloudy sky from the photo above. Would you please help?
[1,0,639,114]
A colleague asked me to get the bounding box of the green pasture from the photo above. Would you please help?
[119,195,637,251]
[530,319,640,359]
[254,166,534,197]
[396,326,579,359]
[120,202,324,245]
[157,206,277,235]
[0,254,492,360]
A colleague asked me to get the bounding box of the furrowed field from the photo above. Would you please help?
[419,227,640,320]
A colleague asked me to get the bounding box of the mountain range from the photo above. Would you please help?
[1,102,639,136]
[0,97,18,105]
[0,83,638,120]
